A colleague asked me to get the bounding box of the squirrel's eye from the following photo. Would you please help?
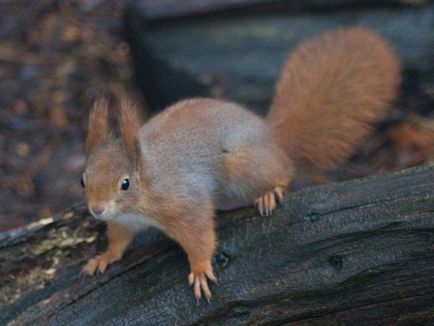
[121,178,129,190]
[80,177,85,188]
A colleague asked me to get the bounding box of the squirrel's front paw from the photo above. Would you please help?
[254,186,284,216]
[82,252,121,276]
[188,263,217,303]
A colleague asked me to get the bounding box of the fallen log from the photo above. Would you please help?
[1,164,433,325]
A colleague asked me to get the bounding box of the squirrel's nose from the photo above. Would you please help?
[91,207,104,217]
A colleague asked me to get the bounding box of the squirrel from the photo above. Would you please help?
[81,27,400,302]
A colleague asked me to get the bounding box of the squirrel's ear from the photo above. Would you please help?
[86,97,110,153]
[119,93,143,165]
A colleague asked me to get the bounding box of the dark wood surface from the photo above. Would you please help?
[1,164,433,325]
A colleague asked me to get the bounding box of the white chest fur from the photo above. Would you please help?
[112,213,159,233]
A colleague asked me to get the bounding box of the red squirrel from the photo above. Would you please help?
[81,27,400,302]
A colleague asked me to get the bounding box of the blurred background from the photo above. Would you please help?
[1,0,433,231]
[0,0,133,230]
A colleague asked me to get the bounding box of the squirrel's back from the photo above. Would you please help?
[140,98,273,192]
[266,27,401,168]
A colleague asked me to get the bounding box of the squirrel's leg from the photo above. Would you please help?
[164,208,217,303]
[223,144,292,216]
[83,221,135,275]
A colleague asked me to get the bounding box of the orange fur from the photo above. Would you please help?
[140,188,217,301]
[162,203,217,301]
[386,122,434,154]
[222,143,292,213]
[86,97,110,153]
[83,221,135,275]
[266,27,401,168]
[119,94,143,164]
[82,27,401,302]
[223,144,292,192]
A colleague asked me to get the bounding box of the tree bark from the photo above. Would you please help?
[1,164,433,325]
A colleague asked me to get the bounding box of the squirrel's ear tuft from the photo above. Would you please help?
[119,93,144,164]
[86,97,110,153]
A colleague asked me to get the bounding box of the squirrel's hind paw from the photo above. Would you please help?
[254,186,285,216]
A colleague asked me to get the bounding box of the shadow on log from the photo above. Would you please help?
[1,164,433,325]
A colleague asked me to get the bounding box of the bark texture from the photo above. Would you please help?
[1,165,433,325]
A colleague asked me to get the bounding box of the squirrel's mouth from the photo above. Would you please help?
[88,200,118,221]
[88,205,113,221]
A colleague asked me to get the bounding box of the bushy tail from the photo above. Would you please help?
[266,27,401,169]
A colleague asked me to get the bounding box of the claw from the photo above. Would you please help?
[274,187,284,201]
[188,272,195,286]
[205,268,218,284]
[188,266,217,303]
[255,186,285,216]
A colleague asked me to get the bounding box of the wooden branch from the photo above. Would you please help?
[1,165,433,325]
